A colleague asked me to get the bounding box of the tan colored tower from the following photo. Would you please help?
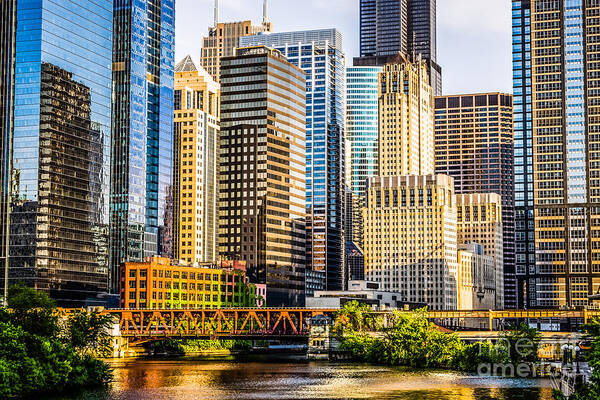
[378,55,434,176]
[363,174,458,310]
[456,193,504,309]
[200,1,272,83]
[173,56,220,264]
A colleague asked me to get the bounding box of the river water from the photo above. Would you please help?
[50,356,555,400]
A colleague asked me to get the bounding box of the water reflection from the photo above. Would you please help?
[48,357,554,400]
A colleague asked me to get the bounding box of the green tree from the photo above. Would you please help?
[0,285,113,398]
[67,311,115,356]
[333,301,372,334]
[4,283,58,337]
[501,323,542,364]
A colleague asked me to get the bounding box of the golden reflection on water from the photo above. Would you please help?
[98,358,555,400]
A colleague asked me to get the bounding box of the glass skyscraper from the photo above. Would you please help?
[240,29,347,294]
[512,0,600,309]
[0,0,113,305]
[512,0,534,309]
[346,66,381,198]
[0,0,16,301]
[357,0,442,96]
[110,0,175,293]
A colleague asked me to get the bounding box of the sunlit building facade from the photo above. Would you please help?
[240,29,347,294]
[456,193,504,309]
[457,243,496,311]
[110,0,175,293]
[0,0,113,305]
[364,174,458,310]
[120,257,259,309]
[509,0,600,308]
[201,20,272,82]
[434,93,515,309]
[173,56,220,265]
[379,56,434,177]
[219,46,307,306]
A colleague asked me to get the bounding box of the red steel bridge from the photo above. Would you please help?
[56,308,600,342]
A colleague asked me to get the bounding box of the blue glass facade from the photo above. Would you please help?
[512,0,534,309]
[346,66,381,198]
[0,0,113,305]
[240,30,346,293]
[0,0,16,300]
[110,0,174,292]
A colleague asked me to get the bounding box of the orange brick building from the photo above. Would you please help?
[120,257,261,309]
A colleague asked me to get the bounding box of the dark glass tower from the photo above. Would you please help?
[511,0,534,309]
[356,0,442,96]
[110,0,175,293]
[240,29,347,294]
[0,0,113,305]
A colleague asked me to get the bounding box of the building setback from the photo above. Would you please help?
[219,46,307,307]
[110,0,175,293]
[173,56,220,265]
[434,93,515,309]
[0,0,113,305]
[240,29,347,295]
[364,174,458,310]
[356,0,442,96]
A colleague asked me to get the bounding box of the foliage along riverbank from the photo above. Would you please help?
[0,285,113,399]
[148,338,265,355]
[334,301,542,373]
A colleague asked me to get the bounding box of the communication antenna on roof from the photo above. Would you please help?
[263,0,268,25]
[214,0,219,27]
[412,31,416,62]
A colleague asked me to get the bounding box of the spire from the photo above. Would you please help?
[262,0,268,25]
[214,0,219,27]
[175,55,198,73]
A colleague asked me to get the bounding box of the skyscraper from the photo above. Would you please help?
[0,0,16,301]
[110,0,175,293]
[364,174,458,310]
[378,56,434,177]
[511,0,535,309]
[456,193,504,309]
[173,56,220,264]
[240,29,346,294]
[0,0,113,305]
[434,93,515,309]
[219,46,307,306]
[356,0,442,96]
[346,66,382,197]
[515,0,600,308]
[200,1,272,82]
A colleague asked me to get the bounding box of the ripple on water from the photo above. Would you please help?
[43,358,555,400]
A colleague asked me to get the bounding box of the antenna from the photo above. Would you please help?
[263,0,268,25]
[214,0,219,27]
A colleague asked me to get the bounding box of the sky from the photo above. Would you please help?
[175,0,512,95]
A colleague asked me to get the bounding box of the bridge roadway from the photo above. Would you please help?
[56,308,600,342]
